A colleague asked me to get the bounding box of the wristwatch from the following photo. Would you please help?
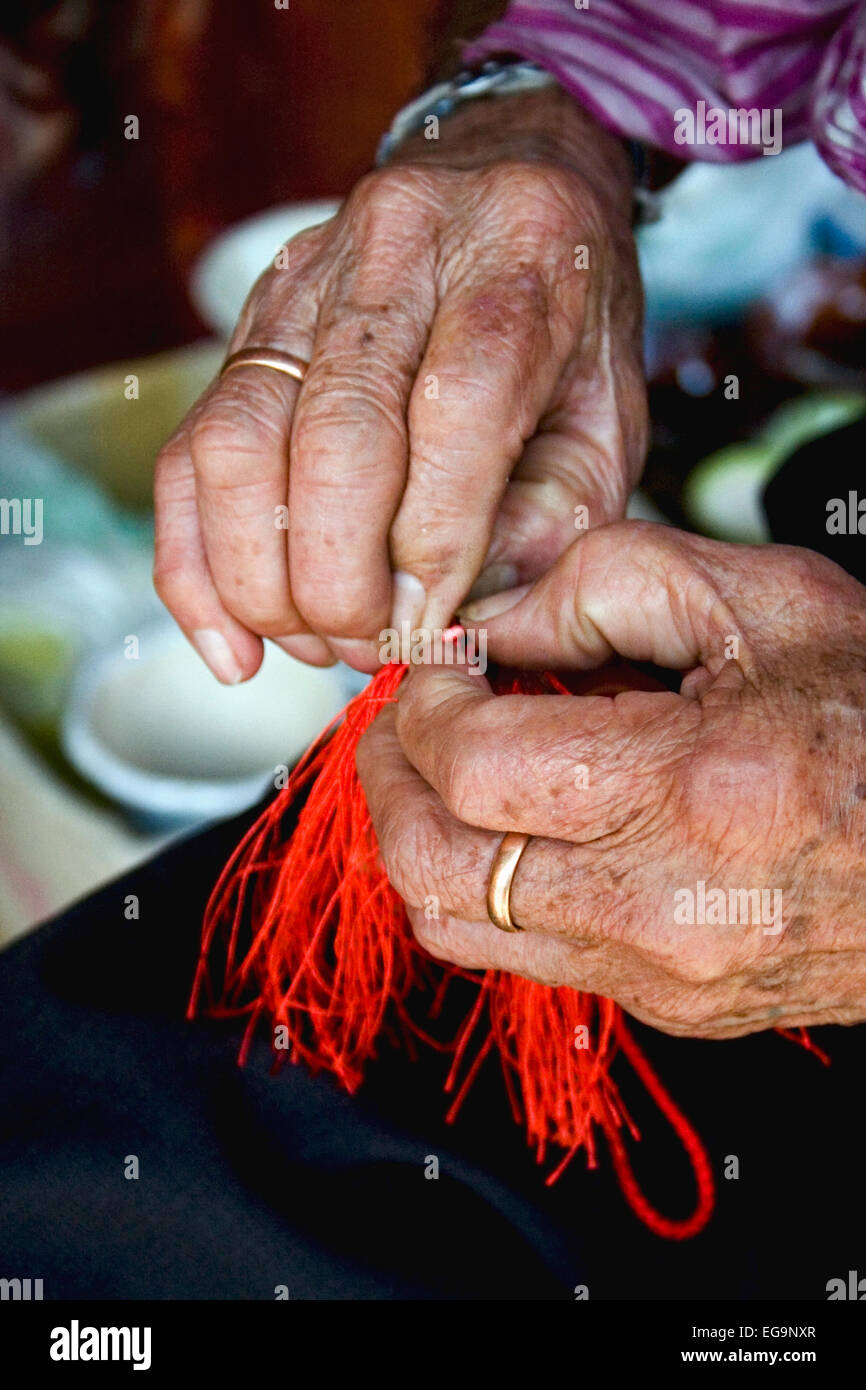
[375,60,556,167]
[376,58,662,226]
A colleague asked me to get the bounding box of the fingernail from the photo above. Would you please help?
[390,570,426,632]
[467,563,519,602]
[192,628,243,684]
[458,583,531,623]
[273,633,336,667]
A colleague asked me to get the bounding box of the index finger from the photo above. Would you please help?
[394,663,694,844]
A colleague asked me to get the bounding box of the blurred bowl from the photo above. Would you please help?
[6,342,224,511]
[62,620,350,828]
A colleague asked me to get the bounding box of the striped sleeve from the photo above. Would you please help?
[461,0,866,192]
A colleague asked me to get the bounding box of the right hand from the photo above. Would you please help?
[358,521,866,1038]
[154,90,647,680]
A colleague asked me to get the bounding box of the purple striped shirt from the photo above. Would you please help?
[463,0,866,192]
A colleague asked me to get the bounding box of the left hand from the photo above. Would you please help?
[356,521,866,1039]
[152,86,645,682]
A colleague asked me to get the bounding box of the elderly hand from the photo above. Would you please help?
[154,86,645,680]
[356,521,866,1039]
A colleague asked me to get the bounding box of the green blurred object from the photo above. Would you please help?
[0,616,116,804]
[7,341,223,512]
[683,391,866,543]
[0,626,70,726]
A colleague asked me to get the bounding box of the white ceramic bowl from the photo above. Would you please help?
[62,620,352,827]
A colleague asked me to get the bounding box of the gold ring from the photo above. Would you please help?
[486,832,531,933]
[220,347,308,383]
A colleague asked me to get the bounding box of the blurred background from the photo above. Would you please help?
[0,0,864,947]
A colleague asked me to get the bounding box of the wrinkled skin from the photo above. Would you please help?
[153,86,866,1038]
[153,89,644,678]
[357,522,866,1039]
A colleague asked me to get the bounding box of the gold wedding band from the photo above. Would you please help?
[486,832,531,933]
[220,347,309,383]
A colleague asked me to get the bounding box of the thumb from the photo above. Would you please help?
[458,521,748,676]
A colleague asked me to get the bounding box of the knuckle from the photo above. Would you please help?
[389,532,472,594]
[218,582,294,638]
[442,764,482,825]
[776,543,858,614]
[381,809,454,908]
[350,165,433,222]
[645,921,732,988]
[189,414,238,464]
[378,829,419,907]
[243,227,328,318]
[154,436,186,483]
[293,379,405,457]
[190,406,279,483]
[301,604,371,642]
[152,559,198,617]
[633,982,715,1036]
[410,917,483,970]
[669,951,729,988]
[270,221,331,277]
[292,572,375,639]
[483,159,587,230]
[229,607,293,640]
[408,916,450,961]
[439,735,499,826]
[628,902,731,989]
[777,545,829,592]
[153,439,194,509]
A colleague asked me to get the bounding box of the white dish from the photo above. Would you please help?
[62,619,351,827]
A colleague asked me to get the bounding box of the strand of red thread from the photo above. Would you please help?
[604,1021,716,1240]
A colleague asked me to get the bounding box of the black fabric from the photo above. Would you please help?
[0,797,863,1301]
[3,438,865,1303]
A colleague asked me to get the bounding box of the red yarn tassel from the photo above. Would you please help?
[190,662,719,1238]
[190,662,421,1090]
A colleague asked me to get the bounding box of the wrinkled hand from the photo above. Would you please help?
[154,88,645,680]
[357,522,866,1038]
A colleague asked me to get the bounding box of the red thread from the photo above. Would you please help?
[188,661,820,1240]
